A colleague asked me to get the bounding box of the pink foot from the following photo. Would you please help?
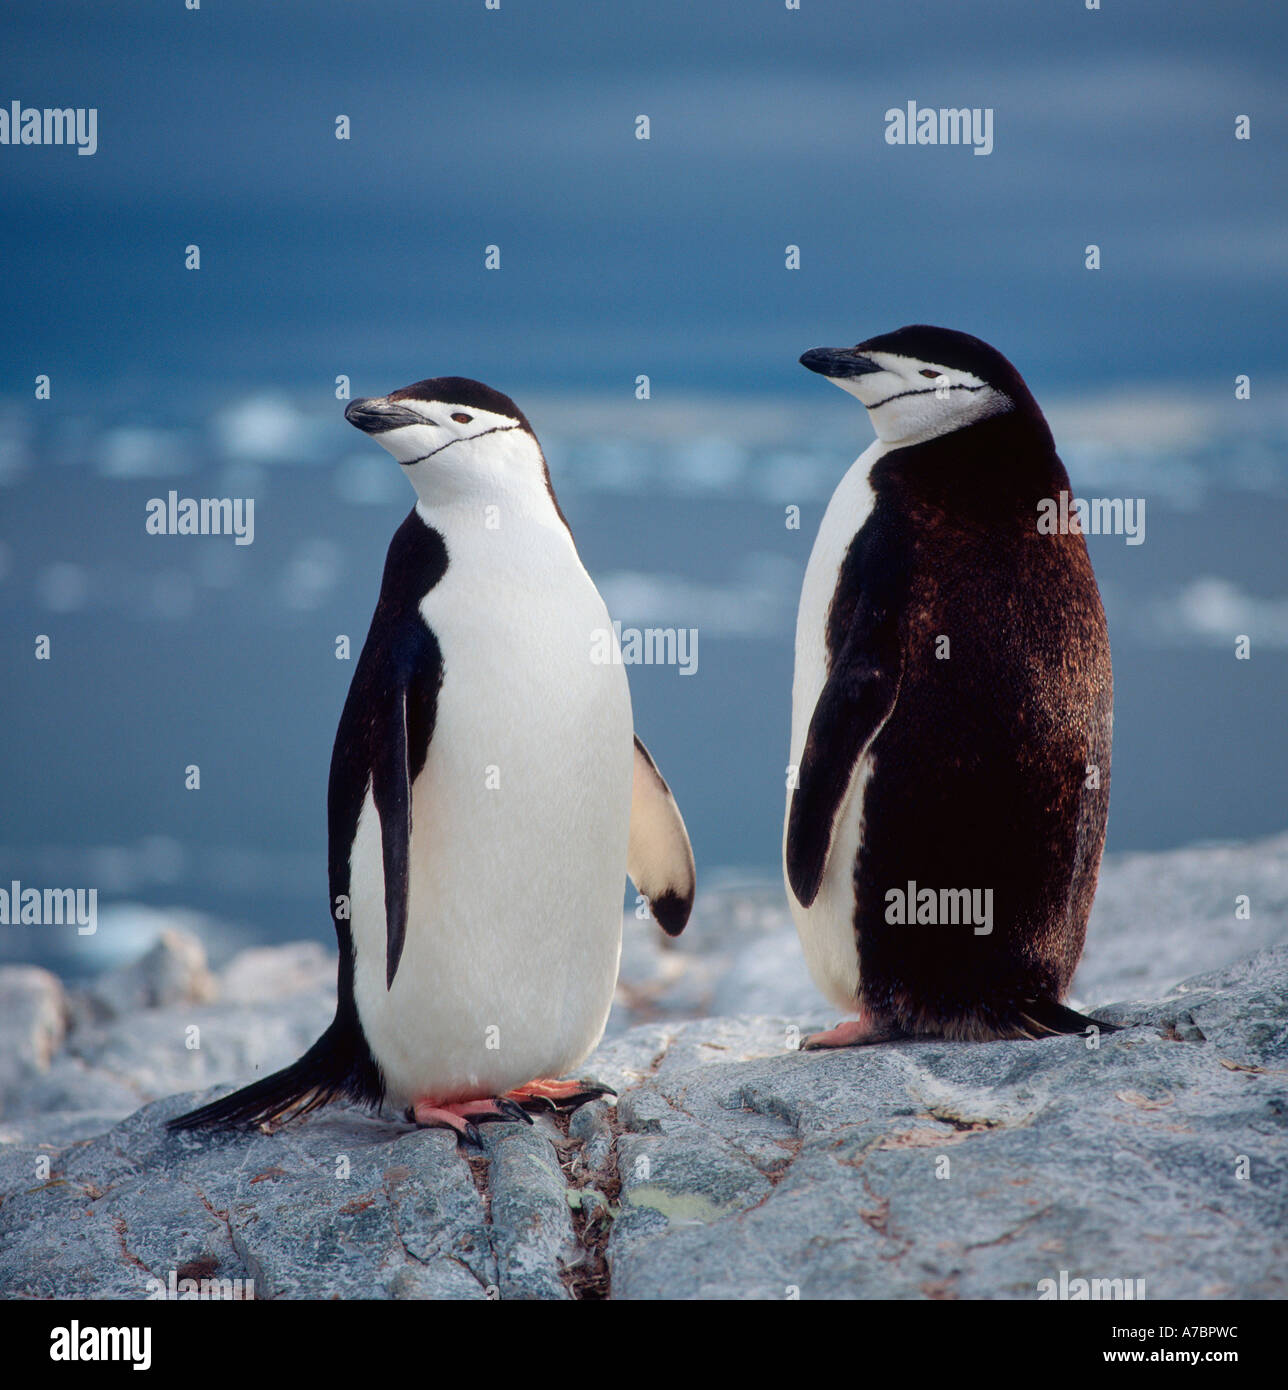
[502,1078,616,1114]
[801,1013,906,1050]
[409,1095,534,1146]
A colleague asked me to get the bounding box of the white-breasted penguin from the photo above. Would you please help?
[785,326,1115,1046]
[170,377,695,1142]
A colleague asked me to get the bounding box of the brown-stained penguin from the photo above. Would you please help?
[785,326,1115,1046]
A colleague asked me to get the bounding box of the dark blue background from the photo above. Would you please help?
[2,1,1285,967]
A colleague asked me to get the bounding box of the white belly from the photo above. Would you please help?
[350,515,634,1106]
[784,440,888,1012]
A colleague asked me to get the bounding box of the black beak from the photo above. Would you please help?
[799,347,883,379]
[344,398,425,434]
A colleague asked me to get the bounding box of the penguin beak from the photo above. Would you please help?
[344,397,426,434]
[800,347,883,379]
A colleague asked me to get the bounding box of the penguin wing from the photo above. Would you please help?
[328,675,417,992]
[627,735,696,936]
[370,683,414,989]
[329,638,442,994]
[786,618,901,909]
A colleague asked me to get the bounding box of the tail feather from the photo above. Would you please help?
[1016,998,1122,1038]
[167,1020,382,1133]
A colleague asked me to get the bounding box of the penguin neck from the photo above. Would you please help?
[410,476,578,570]
[405,433,574,544]
[869,407,1066,512]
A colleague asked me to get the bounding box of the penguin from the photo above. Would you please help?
[784,326,1115,1046]
[170,377,695,1142]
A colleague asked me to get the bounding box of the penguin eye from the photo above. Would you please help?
[920,369,942,380]
[451,413,473,424]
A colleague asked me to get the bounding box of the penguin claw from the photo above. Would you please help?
[503,1079,616,1113]
[410,1080,615,1142]
[408,1094,538,1143]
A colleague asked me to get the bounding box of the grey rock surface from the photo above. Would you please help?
[1,835,1286,1300]
[0,966,68,1113]
[1071,832,1288,1004]
[599,953,1288,1299]
[76,927,218,1024]
[218,941,334,1006]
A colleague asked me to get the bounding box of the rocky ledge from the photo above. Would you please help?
[1,833,1286,1300]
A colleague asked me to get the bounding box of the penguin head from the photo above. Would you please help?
[801,325,1041,447]
[345,377,560,513]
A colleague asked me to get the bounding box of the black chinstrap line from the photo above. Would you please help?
[399,422,523,467]
[868,383,988,410]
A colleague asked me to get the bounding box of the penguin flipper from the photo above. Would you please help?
[786,624,900,910]
[371,684,413,989]
[627,735,696,936]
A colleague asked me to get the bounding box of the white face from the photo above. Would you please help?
[349,395,550,511]
[825,351,1011,446]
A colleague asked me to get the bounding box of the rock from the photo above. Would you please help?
[1070,832,1288,1006]
[2,939,338,1135]
[0,1095,579,1300]
[483,1124,579,1300]
[602,950,1288,1300]
[1,941,1284,1300]
[219,941,335,1005]
[9,992,335,1124]
[0,1098,484,1299]
[0,966,68,1114]
[2,833,1287,1299]
[612,884,818,1031]
[75,927,217,1023]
